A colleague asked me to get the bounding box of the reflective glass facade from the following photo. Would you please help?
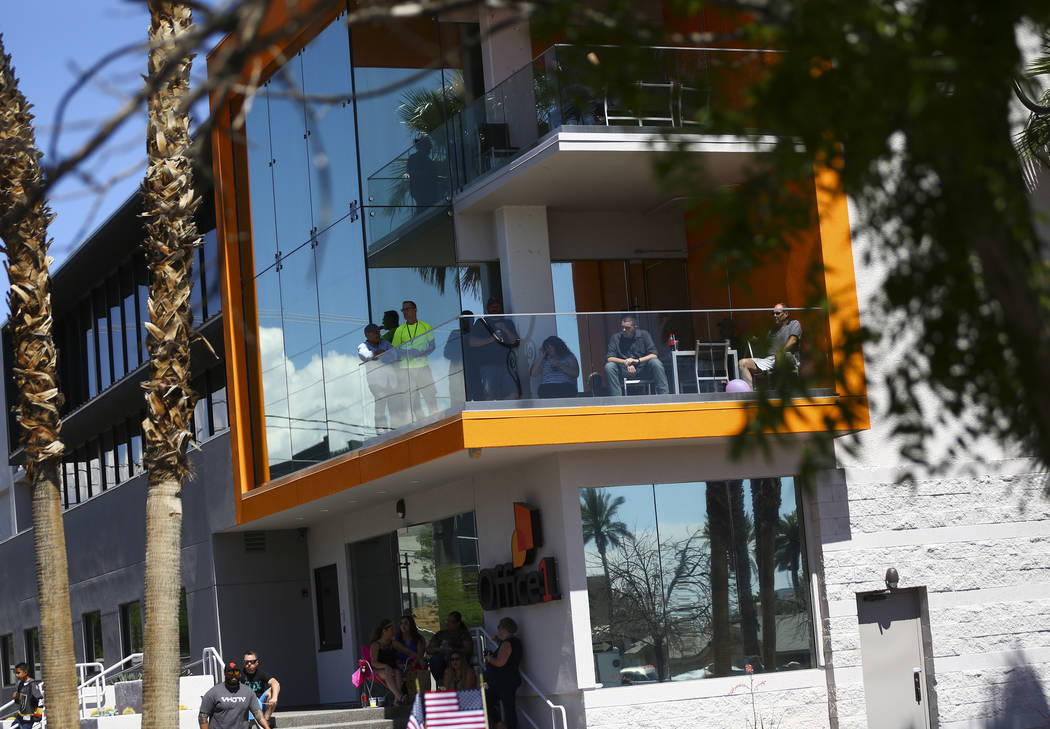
[240,9,487,480]
[582,478,813,686]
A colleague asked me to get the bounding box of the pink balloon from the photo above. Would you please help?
[725,378,752,393]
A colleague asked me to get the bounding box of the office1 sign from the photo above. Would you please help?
[478,503,562,610]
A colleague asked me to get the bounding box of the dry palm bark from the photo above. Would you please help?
[0,35,79,729]
[141,3,201,727]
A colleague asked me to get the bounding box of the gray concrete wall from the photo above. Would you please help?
[212,529,319,707]
[0,432,235,677]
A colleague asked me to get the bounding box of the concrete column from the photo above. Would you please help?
[493,206,555,314]
[478,9,532,91]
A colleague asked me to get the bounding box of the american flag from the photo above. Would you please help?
[423,689,487,728]
[406,693,424,729]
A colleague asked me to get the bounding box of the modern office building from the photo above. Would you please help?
[0,1,1048,728]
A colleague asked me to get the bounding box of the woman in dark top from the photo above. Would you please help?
[530,336,580,398]
[484,617,523,729]
[369,619,407,704]
[396,614,426,669]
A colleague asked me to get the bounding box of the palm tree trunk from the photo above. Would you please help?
[0,38,79,729]
[141,3,201,728]
[752,478,781,672]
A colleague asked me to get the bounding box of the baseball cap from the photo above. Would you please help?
[224,660,242,675]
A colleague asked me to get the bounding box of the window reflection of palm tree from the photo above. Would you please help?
[580,488,631,592]
[774,511,803,596]
[752,478,782,671]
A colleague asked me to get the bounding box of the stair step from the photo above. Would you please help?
[271,706,410,729]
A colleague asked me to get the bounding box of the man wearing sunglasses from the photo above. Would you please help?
[737,303,802,389]
[199,661,270,729]
[242,651,280,727]
[604,314,669,396]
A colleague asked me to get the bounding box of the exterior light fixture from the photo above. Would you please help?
[885,567,899,590]
[396,499,406,520]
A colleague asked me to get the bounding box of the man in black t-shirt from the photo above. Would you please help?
[468,298,520,400]
[242,651,280,725]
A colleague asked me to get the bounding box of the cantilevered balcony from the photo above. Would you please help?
[364,45,776,250]
[260,308,846,481]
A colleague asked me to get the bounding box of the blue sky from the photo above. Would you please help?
[3,2,214,268]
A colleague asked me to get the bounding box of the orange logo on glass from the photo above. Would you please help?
[511,503,541,568]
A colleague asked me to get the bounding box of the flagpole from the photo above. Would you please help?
[478,666,491,729]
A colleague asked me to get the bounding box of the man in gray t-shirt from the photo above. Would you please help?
[738,303,802,389]
[199,661,269,729]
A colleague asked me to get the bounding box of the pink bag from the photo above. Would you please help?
[351,667,363,687]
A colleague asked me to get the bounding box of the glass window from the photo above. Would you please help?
[108,278,125,381]
[74,449,89,506]
[210,372,229,434]
[279,244,327,467]
[396,511,481,634]
[95,288,111,391]
[0,634,13,686]
[87,441,101,501]
[581,478,812,687]
[254,267,292,478]
[115,423,131,483]
[130,423,144,477]
[119,600,143,658]
[201,228,221,319]
[84,306,97,399]
[191,245,205,326]
[314,564,342,651]
[244,87,279,277]
[122,266,140,371]
[101,432,116,491]
[179,588,190,659]
[83,611,104,665]
[137,268,150,363]
[24,627,41,678]
[268,54,314,255]
[302,15,358,233]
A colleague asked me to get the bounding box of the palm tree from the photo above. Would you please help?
[140,4,201,728]
[705,483,732,676]
[1014,34,1050,188]
[0,37,79,729]
[774,511,803,596]
[580,488,631,591]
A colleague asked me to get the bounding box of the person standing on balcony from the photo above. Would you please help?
[407,136,442,206]
[469,298,521,400]
[604,314,669,395]
[392,301,438,417]
[359,323,399,432]
[242,650,280,727]
[737,303,802,389]
[11,663,43,729]
[380,310,399,344]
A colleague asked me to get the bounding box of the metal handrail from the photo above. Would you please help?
[201,646,223,684]
[471,627,568,729]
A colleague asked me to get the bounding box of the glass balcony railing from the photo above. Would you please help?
[263,308,834,480]
[365,45,776,245]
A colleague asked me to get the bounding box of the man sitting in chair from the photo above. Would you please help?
[738,303,802,389]
[604,314,669,395]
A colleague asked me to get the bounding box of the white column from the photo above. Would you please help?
[493,205,555,314]
[478,8,532,91]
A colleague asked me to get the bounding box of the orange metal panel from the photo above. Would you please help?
[814,165,868,411]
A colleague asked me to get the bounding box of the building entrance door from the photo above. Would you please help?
[856,589,933,729]
[348,534,402,648]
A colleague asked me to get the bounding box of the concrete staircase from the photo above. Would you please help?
[271,705,412,729]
